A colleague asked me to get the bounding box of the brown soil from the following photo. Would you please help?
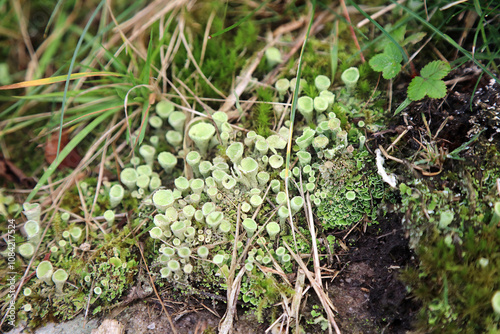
[327,215,420,334]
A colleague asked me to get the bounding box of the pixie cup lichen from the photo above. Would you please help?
[265,47,282,68]
[52,269,68,294]
[156,100,175,119]
[109,184,125,208]
[152,189,175,212]
[24,220,41,245]
[297,96,314,124]
[158,152,177,174]
[314,75,331,92]
[23,202,41,222]
[188,122,216,156]
[120,168,138,190]
[36,261,54,286]
[341,67,360,92]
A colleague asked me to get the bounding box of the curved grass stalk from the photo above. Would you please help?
[57,0,106,160]
[285,0,316,252]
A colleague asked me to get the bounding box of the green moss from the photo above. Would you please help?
[316,150,389,230]
[402,223,500,333]
[253,99,273,138]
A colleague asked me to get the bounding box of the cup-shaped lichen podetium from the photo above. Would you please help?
[149,226,164,240]
[266,135,287,155]
[152,189,175,212]
[70,226,83,242]
[242,218,257,238]
[168,111,187,133]
[297,96,314,124]
[290,196,304,215]
[23,220,41,245]
[238,157,259,188]
[212,111,228,131]
[206,211,224,230]
[197,246,209,259]
[139,145,156,167]
[18,243,35,259]
[36,261,54,286]
[296,128,316,150]
[265,47,282,68]
[120,167,138,191]
[492,291,500,315]
[314,75,331,92]
[275,78,290,101]
[226,142,244,166]
[156,100,174,119]
[166,131,183,148]
[158,152,177,174]
[296,151,311,166]
[167,259,181,274]
[109,184,124,209]
[341,67,360,92]
[52,269,68,294]
[170,221,187,241]
[103,210,115,225]
[23,202,41,222]
[188,122,216,157]
[266,222,281,240]
[177,247,191,259]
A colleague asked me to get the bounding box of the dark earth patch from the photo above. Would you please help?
[328,215,420,334]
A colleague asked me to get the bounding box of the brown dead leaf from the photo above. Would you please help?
[44,129,81,169]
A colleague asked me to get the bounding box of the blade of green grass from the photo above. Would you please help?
[26,109,115,202]
[285,0,316,252]
[57,0,106,160]
[43,0,65,37]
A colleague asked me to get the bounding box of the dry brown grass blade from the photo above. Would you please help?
[219,204,244,334]
[11,0,38,80]
[283,241,341,334]
[178,20,226,99]
[290,269,306,331]
[136,239,178,334]
[218,268,246,334]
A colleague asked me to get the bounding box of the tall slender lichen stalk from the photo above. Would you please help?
[284,0,316,252]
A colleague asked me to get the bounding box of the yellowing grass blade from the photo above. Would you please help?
[0,72,123,90]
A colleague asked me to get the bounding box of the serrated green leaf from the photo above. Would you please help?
[385,43,403,62]
[407,77,427,100]
[425,80,447,99]
[369,54,391,71]
[369,44,402,79]
[407,75,447,101]
[420,60,451,80]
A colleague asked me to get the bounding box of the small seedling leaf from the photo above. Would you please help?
[369,44,402,79]
[420,60,451,80]
[408,61,450,101]
[425,80,447,99]
[408,77,427,101]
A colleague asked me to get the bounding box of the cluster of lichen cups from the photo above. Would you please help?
[17,203,85,301]
[14,70,368,316]
[110,73,367,290]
